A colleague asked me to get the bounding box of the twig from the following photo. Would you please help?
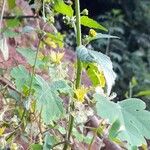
[2,15,39,19]
[88,120,104,150]
[52,141,69,149]
[0,77,19,93]
[0,0,6,30]
[6,122,23,141]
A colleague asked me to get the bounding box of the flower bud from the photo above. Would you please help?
[81,9,89,16]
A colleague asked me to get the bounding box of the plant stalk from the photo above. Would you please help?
[63,0,82,149]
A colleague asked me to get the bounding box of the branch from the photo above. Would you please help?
[2,15,39,20]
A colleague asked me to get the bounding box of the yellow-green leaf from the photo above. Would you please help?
[81,16,108,31]
[54,0,73,17]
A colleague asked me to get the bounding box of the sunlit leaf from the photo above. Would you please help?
[8,0,16,9]
[95,94,150,147]
[85,63,105,87]
[31,144,43,150]
[81,16,107,31]
[136,90,150,97]
[77,45,116,95]
[6,19,20,28]
[53,0,74,17]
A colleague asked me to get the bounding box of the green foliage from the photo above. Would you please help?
[87,33,119,43]
[31,144,43,150]
[3,29,20,38]
[6,19,20,28]
[95,94,150,147]
[7,0,16,9]
[136,90,150,97]
[80,16,107,31]
[10,65,30,91]
[76,45,116,95]
[53,0,74,17]
[16,47,43,67]
[0,0,150,149]
[43,133,57,150]
[108,119,121,140]
[33,75,64,124]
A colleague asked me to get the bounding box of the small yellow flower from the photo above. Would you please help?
[89,29,97,37]
[74,86,88,103]
[50,51,65,64]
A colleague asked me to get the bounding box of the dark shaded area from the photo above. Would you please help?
[80,0,122,17]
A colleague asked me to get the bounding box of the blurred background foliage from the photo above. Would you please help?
[62,0,150,107]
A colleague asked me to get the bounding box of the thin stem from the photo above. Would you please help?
[63,0,82,149]
[88,121,102,150]
[2,15,38,19]
[0,0,6,31]
[52,141,68,149]
[20,35,44,123]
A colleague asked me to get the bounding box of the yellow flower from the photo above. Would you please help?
[89,29,97,37]
[74,86,88,103]
[50,51,65,64]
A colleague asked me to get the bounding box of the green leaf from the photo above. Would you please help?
[85,63,105,87]
[8,0,16,9]
[43,133,57,150]
[33,75,64,124]
[76,45,116,95]
[88,33,119,43]
[95,94,150,147]
[31,144,43,150]
[53,0,73,17]
[16,47,43,67]
[3,29,20,38]
[50,80,73,95]
[6,19,20,28]
[10,65,30,91]
[109,119,121,140]
[80,16,107,31]
[136,90,150,97]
